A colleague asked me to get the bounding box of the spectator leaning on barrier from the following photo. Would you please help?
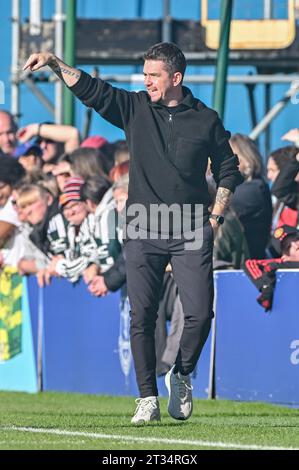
[0,156,26,269]
[244,225,299,312]
[23,42,243,425]
[47,176,99,284]
[16,184,68,282]
[81,175,124,295]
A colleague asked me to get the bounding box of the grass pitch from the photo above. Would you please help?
[0,391,299,450]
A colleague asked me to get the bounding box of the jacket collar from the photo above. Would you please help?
[149,86,197,110]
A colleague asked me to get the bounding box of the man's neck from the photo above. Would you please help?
[161,88,184,107]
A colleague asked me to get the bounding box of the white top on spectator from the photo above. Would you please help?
[0,197,26,267]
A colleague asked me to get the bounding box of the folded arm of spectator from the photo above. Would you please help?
[17,123,80,153]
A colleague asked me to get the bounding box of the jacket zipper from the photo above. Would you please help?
[167,113,174,155]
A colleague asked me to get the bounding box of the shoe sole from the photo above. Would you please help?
[131,416,161,425]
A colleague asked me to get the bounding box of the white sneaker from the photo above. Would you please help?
[165,366,193,420]
[131,396,161,424]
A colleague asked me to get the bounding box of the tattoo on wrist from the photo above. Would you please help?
[215,187,232,208]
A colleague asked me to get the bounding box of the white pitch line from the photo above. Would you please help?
[2,426,299,451]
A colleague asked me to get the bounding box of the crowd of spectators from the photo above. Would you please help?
[0,108,298,370]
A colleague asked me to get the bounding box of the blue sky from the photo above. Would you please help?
[0,0,297,157]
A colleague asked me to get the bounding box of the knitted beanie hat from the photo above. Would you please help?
[59,176,85,207]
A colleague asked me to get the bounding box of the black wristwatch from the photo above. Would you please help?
[209,214,224,225]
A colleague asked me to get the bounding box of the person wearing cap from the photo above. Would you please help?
[80,175,123,294]
[15,139,43,179]
[80,135,108,149]
[0,156,26,270]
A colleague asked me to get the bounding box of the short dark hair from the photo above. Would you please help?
[268,146,297,170]
[281,232,299,255]
[80,175,111,205]
[0,155,25,187]
[144,42,186,79]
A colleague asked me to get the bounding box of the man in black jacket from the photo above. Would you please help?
[24,42,243,424]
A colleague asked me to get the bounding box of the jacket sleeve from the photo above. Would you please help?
[271,158,299,208]
[209,115,244,192]
[244,258,280,312]
[103,251,126,292]
[69,70,138,130]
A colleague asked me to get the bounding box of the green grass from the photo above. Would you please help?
[0,391,299,450]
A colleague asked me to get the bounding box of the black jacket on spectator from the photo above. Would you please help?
[103,251,126,292]
[70,72,243,231]
[245,258,299,311]
[231,177,273,259]
[271,158,299,210]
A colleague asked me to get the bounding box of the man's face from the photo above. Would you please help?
[0,182,11,208]
[62,201,88,226]
[22,198,49,225]
[143,60,175,104]
[0,113,17,155]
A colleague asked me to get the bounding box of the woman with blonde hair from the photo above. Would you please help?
[229,133,272,258]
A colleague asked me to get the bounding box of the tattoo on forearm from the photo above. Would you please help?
[215,187,232,209]
[57,67,80,79]
[50,62,80,82]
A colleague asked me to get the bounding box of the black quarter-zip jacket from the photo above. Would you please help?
[70,72,243,230]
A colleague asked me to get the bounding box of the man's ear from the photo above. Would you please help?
[173,71,183,87]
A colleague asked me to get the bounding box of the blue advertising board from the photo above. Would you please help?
[26,277,211,398]
[215,270,299,405]
[2,270,298,406]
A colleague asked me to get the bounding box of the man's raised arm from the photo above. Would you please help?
[23,53,81,88]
